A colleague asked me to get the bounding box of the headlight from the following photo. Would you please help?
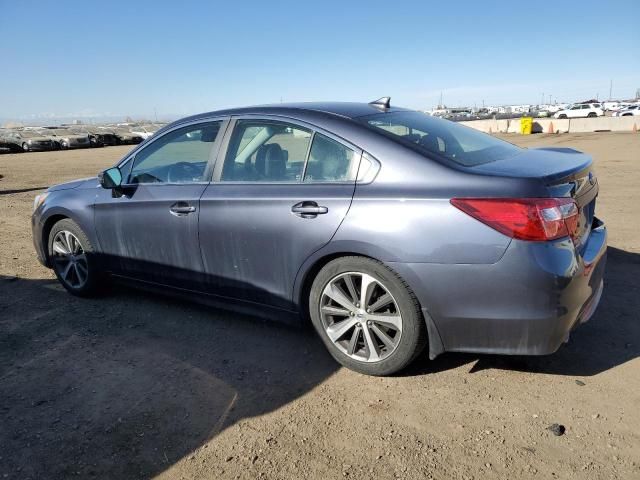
[33,192,49,212]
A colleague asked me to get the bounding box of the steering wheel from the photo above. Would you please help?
[166,162,203,183]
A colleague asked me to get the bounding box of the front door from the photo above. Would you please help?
[94,119,227,289]
[198,118,361,310]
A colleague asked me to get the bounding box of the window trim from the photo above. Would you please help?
[211,114,363,185]
[115,117,230,187]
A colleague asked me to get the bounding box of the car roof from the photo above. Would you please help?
[177,102,413,124]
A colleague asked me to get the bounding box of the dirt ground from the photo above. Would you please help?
[1,133,639,480]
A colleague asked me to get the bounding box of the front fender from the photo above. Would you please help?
[34,190,98,265]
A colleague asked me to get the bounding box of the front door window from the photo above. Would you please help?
[128,122,222,184]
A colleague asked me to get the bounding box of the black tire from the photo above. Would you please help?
[309,256,427,376]
[48,218,103,296]
[558,114,567,119]
[22,142,29,152]
[587,112,597,118]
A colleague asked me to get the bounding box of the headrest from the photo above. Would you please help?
[255,144,286,180]
[200,125,219,142]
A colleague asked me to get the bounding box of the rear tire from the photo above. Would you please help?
[48,219,103,296]
[558,114,567,119]
[22,142,29,152]
[309,256,427,376]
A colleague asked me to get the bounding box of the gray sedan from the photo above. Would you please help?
[31,99,607,375]
[41,128,91,149]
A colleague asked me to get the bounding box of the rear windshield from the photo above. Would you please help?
[358,111,522,167]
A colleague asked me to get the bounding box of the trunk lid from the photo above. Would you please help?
[470,147,598,252]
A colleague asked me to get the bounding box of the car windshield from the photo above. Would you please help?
[18,131,41,138]
[358,111,522,167]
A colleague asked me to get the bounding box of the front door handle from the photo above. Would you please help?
[170,201,196,216]
[291,201,328,218]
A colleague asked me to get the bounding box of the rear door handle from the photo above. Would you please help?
[170,201,196,216]
[291,201,328,218]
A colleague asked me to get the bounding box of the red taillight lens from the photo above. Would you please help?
[451,198,579,241]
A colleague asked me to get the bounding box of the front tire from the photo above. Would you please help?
[309,256,427,376]
[48,219,103,296]
[22,142,29,152]
[558,114,567,119]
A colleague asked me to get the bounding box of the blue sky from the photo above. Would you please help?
[1,0,638,121]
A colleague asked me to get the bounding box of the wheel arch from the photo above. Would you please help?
[40,206,96,267]
[294,246,445,359]
[41,213,70,266]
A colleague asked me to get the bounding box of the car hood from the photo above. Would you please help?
[47,177,97,192]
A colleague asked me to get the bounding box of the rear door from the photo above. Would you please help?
[198,116,361,310]
[94,119,228,288]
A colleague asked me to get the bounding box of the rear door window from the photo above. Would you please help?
[303,134,357,182]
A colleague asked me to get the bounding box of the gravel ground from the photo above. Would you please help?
[0,133,639,480]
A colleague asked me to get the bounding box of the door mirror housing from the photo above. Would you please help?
[98,167,122,189]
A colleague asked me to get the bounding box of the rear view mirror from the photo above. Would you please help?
[98,167,122,189]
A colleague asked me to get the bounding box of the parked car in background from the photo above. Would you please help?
[31,99,607,376]
[553,103,604,119]
[69,126,120,147]
[129,124,161,140]
[0,138,23,153]
[40,128,91,149]
[110,127,144,145]
[608,103,631,112]
[612,105,640,117]
[0,130,56,152]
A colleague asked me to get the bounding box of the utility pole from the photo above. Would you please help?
[541,93,544,106]
[609,79,613,100]
[154,107,158,122]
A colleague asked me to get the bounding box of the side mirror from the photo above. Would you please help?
[98,167,122,189]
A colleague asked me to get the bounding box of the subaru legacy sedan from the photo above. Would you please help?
[32,99,607,376]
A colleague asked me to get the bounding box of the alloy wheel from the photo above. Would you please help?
[52,230,89,289]
[319,272,403,362]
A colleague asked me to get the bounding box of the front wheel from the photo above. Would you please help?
[587,112,597,118]
[558,114,567,119]
[309,256,427,376]
[48,219,103,296]
[22,142,29,152]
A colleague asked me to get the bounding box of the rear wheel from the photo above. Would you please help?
[22,142,29,152]
[558,114,567,119]
[309,256,427,376]
[48,219,103,296]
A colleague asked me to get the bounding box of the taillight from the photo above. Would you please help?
[451,198,579,242]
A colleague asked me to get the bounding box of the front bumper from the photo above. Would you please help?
[32,213,49,267]
[390,217,607,357]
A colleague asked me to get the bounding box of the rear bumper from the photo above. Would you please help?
[390,217,607,357]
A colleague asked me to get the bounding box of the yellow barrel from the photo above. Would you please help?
[520,116,533,135]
